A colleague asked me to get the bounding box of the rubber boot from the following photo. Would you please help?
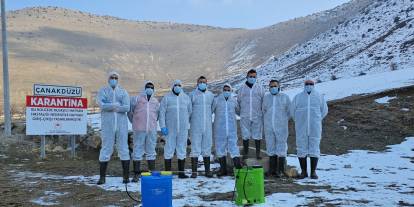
[217,157,228,177]
[191,157,198,178]
[164,159,172,171]
[203,157,213,178]
[97,161,108,185]
[131,161,141,182]
[232,156,243,169]
[147,160,155,171]
[297,157,308,179]
[266,156,277,177]
[178,159,189,179]
[121,160,130,184]
[278,157,287,178]
[255,140,262,160]
[242,140,249,159]
[310,157,319,179]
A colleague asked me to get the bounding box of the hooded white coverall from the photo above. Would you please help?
[97,71,130,162]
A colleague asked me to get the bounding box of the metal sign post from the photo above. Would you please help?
[70,135,76,158]
[1,0,11,137]
[40,135,46,159]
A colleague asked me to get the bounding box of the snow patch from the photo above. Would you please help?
[283,69,414,101]
[10,138,414,206]
[375,96,397,104]
[31,191,68,206]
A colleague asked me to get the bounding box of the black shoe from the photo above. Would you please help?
[310,157,319,179]
[278,157,287,178]
[97,161,108,185]
[255,140,262,160]
[147,160,155,171]
[242,140,249,159]
[191,157,198,178]
[132,160,141,183]
[164,159,172,171]
[232,157,243,169]
[178,159,189,179]
[121,160,130,184]
[297,157,308,179]
[203,157,213,178]
[266,156,277,177]
[217,157,228,177]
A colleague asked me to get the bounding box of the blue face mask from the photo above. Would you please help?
[109,79,118,88]
[247,77,256,85]
[270,87,279,95]
[198,83,207,91]
[145,88,154,96]
[305,85,314,93]
[173,86,182,94]
[223,91,231,98]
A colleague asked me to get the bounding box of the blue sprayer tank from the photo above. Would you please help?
[141,171,173,207]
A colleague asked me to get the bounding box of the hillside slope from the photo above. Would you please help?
[0,1,371,108]
[225,0,414,90]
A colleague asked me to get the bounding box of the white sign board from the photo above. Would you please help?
[26,96,88,135]
[33,84,82,97]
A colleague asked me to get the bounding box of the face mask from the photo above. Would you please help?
[198,83,207,91]
[270,87,279,95]
[173,86,182,94]
[109,79,118,88]
[145,88,154,96]
[247,77,256,85]
[223,91,231,98]
[305,85,314,93]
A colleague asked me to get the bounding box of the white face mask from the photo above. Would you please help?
[145,88,154,96]
[109,79,118,87]
[270,87,279,95]
[173,86,182,94]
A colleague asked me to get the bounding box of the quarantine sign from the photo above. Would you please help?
[26,96,88,135]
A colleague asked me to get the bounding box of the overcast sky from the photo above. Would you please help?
[8,0,351,29]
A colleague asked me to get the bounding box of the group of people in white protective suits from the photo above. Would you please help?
[95,69,328,185]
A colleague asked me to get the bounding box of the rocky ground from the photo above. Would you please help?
[0,85,413,206]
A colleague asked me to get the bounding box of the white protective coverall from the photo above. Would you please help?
[96,71,130,162]
[213,84,240,158]
[262,92,291,157]
[189,89,214,158]
[128,81,160,161]
[237,83,265,140]
[290,90,328,158]
[159,80,192,160]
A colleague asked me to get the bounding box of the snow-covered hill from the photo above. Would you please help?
[225,0,414,90]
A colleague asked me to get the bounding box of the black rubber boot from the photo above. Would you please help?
[121,160,130,184]
[310,157,319,179]
[147,160,155,171]
[278,157,287,178]
[164,159,172,171]
[191,157,198,178]
[255,140,262,160]
[266,156,276,177]
[232,157,243,169]
[297,157,308,179]
[178,159,189,179]
[242,140,249,159]
[217,157,228,177]
[203,157,213,178]
[97,161,108,185]
[132,161,140,183]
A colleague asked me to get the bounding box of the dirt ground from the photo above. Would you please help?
[0,86,413,206]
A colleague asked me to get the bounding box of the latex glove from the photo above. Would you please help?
[161,127,169,136]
